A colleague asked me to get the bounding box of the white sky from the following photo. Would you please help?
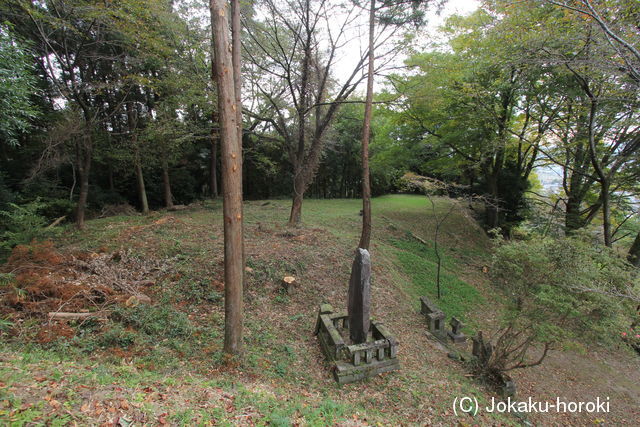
[335,0,481,93]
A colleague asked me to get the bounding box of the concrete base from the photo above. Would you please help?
[448,331,467,343]
[314,304,400,384]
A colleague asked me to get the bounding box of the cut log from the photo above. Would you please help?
[282,276,296,293]
[48,311,109,320]
[46,216,67,229]
[168,204,187,211]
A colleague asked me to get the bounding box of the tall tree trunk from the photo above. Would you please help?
[289,169,305,225]
[209,19,220,200]
[231,0,242,144]
[210,115,219,198]
[128,103,148,214]
[586,98,611,247]
[600,180,612,247]
[211,0,244,357]
[161,153,174,210]
[485,172,499,229]
[628,231,640,267]
[231,0,246,280]
[358,0,375,251]
[134,145,149,215]
[75,135,92,230]
[565,194,584,232]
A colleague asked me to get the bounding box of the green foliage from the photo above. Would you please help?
[111,304,194,340]
[491,235,638,344]
[96,324,138,349]
[391,237,483,325]
[0,24,39,146]
[0,200,47,259]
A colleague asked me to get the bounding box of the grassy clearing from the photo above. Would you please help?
[388,237,483,327]
[0,195,540,425]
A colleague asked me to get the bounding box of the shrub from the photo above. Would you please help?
[472,235,639,384]
[111,304,194,339]
[491,235,636,342]
[0,201,47,260]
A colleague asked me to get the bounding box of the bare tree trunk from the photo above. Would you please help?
[485,173,499,229]
[128,103,148,215]
[210,120,219,198]
[289,170,305,225]
[75,134,92,230]
[600,180,612,247]
[231,0,242,144]
[210,34,219,199]
[586,98,611,247]
[161,154,174,210]
[231,0,246,281]
[565,195,584,232]
[134,145,149,215]
[358,0,375,251]
[628,231,640,267]
[211,0,244,357]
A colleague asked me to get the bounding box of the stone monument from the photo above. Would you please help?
[314,248,400,384]
[447,317,466,343]
[348,248,371,344]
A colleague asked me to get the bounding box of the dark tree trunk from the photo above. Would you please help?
[565,195,585,232]
[75,137,92,230]
[289,171,305,225]
[211,0,244,357]
[134,147,149,215]
[628,231,640,267]
[128,103,148,215]
[210,122,219,198]
[600,181,612,247]
[161,155,174,210]
[485,173,499,229]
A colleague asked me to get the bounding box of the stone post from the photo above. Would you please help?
[348,248,371,344]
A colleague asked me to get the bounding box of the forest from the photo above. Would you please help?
[1,0,640,425]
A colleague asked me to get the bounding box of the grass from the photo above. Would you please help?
[389,236,484,326]
[0,344,369,426]
[0,195,512,425]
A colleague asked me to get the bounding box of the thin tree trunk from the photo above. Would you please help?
[231,0,246,280]
[128,103,149,215]
[231,0,242,144]
[565,194,584,232]
[76,167,90,229]
[586,98,611,247]
[289,170,305,225]
[209,18,220,200]
[628,231,640,267]
[161,154,174,210]
[210,117,219,198]
[76,174,89,228]
[485,173,499,229]
[601,180,611,247]
[211,0,244,357]
[75,136,92,230]
[134,146,149,215]
[358,0,375,251]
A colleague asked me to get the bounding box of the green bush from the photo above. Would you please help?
[36,198,75,220]
[111,304,194,339]
[96,324,138,349]
[0,201,47,259]
[491,235,638,344]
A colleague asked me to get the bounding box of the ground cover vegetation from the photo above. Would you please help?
[1,0,640,424]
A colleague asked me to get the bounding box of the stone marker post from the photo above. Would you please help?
[348,248,371,344]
